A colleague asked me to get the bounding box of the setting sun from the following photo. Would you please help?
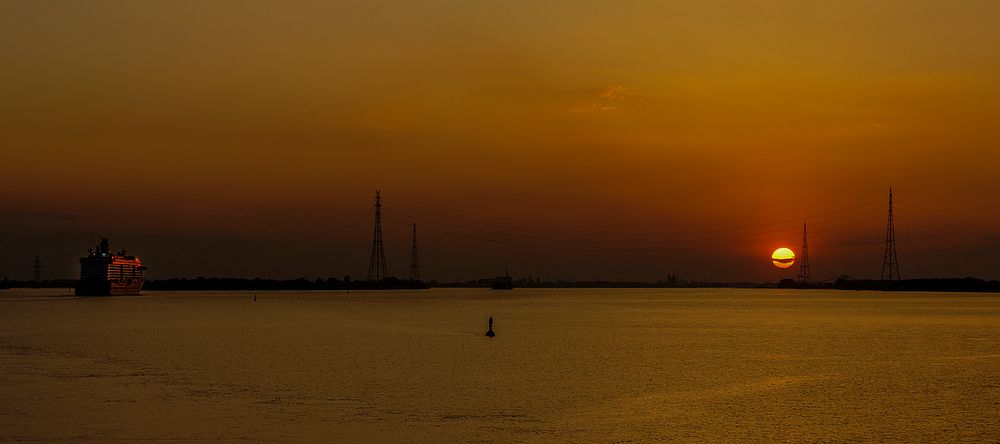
[771,248,795,269]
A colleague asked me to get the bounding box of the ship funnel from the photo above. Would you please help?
[100,238,110,254]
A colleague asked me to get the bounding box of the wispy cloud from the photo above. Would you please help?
[594,85,629,101]
[569,103,619,113]
[568,85,640,113]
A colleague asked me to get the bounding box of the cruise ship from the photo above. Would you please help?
[75,238,146,296]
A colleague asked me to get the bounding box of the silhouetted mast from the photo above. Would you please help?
[366,190,388,281]
[33,255,41,282]
[881,188,901,281]
[798,223,811,283]
[408,223,420,281]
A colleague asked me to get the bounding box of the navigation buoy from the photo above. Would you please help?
[485,317,495,337]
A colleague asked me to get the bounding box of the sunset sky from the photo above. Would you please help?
[2,1,999,281]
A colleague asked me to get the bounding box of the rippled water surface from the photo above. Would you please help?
[1,288,999,442]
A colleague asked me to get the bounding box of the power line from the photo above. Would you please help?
[894,208,1000,246]
[896,199,998,236]
[381,198,884,238]
[382,203,883,247]
[382,210,884,254]
[895,211,1000,249]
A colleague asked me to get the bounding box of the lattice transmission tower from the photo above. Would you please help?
[798,223,811,282]
[880,187,901,281]
[408,223,420,281]
[366,190,389,281]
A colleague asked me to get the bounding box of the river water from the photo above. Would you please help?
[1,288,998,442]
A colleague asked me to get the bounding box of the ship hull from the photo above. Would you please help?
[75,280,144,296]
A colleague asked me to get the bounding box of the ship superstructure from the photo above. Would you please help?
[75,238,145,296]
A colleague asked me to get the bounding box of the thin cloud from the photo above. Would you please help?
[569,103,618,113]
[569,85,643,113]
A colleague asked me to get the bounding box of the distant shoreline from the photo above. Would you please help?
[3,277,1000,293]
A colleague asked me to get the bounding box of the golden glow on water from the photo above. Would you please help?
[771,247,795,268]
[1,288,999,442]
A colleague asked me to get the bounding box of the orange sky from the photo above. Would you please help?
[2,1,999,281]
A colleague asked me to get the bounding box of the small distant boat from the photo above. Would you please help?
[75,238,146,296]
[491,269,513,290]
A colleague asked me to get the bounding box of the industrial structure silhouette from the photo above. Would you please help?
[881,188,901,281]
[366,191,388,281]
[409,223,420,281]
[365,188,914,284]
[798,223,811,282]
